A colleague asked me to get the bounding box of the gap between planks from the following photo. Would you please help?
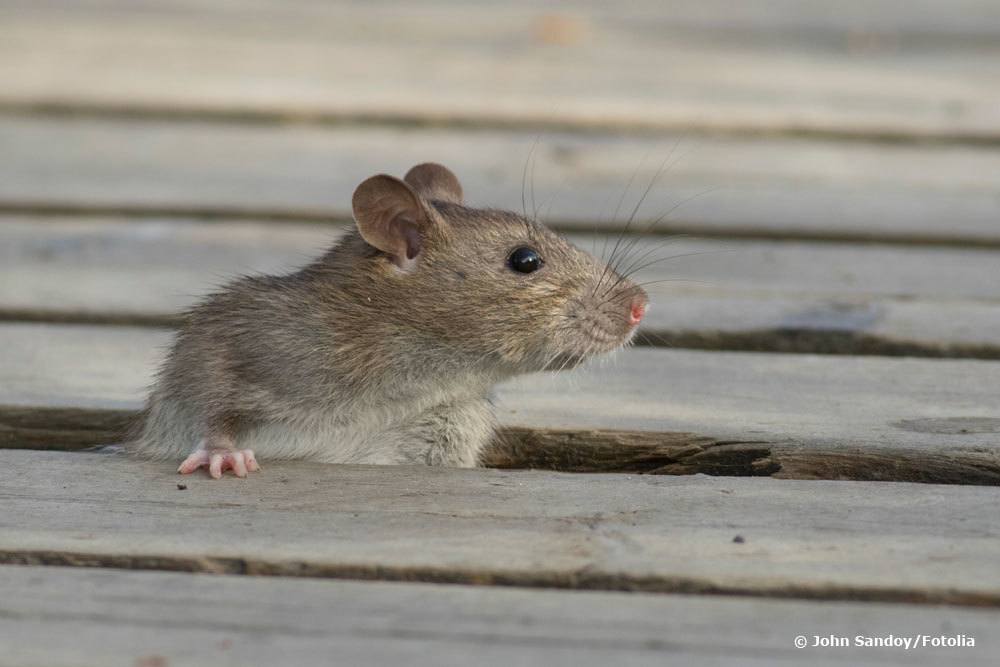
[3,406,998,486]
[3,203,1000,250]
[4,548,999,609]
[4,101,1000,149]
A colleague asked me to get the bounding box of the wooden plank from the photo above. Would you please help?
[3,449,1000,605]
[0,323,997,483]
[3,217,1000,358]
[2,3,1000,141]
[1,565,997,667]
[2,117,1000,245]
[10,0,1000,38]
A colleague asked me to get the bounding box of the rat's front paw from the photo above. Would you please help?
[177,448,260,479]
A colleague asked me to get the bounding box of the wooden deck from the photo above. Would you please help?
[1,1,998,665]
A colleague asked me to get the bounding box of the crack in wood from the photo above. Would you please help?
[2,549,998,608]
[635,329,1000,361]
[4,101,1000,148]
[2,406,998,485]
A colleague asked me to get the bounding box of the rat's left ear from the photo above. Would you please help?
[404,163,463,205]
[352,174,436,271]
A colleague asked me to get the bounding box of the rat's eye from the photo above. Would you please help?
[508,247,543,274]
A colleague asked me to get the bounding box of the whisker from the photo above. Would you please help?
[521,137,540,234]
[605,141,683,275]
[595,157,644,293]
[602,148,693,279]
[530,143,540,221]
[590,189,616,258]
[520,147,530,221]
[633,329,678,350]
[611,185,722,279]
[597,187,727,300]
[615,248,737,284]
[605,234,699,287]
[601,247,736,300]
[632,277,718,289]
[595,141,693,297]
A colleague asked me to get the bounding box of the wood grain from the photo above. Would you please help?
[0,323,997,484]
[2,565,997,667]
[1,2,999,141]
[2,450,1000,605]
[2,117,999,244]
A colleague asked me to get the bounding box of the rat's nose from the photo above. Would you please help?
[628,295,647,326]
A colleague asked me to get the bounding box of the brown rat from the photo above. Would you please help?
[131,163,648,478]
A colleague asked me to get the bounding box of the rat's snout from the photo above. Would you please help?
[559,273,648,359]
[628,294,648,327]
[540,243,651,367]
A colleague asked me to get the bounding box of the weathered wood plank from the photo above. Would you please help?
[1,2,999,141]
[1,565,997,667]
[11,0,1000,38]
[2,117,1000,244]
[3,217,1000,358]
[2,450,1000,605]
[0,323,997,483]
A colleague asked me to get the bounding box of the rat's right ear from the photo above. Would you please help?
[404,163,463,205]
[352,175,432,271]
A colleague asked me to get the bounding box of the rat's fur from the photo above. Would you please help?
[131,164,646,470]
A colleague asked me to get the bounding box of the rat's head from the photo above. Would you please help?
[351,163,648,375]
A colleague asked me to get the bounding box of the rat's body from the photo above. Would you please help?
[135,228,497,468]
[131,164,647,477]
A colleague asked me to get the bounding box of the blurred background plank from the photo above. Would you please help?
[3,117,1000,244]
[1,1,999,141]
[3,218,1000,357]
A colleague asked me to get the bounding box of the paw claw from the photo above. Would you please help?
[209,453,225,479]
[177,450,209,475]
[231,451,248,478]
[178,448,260,479]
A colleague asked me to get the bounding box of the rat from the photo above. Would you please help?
[130,163,647,478]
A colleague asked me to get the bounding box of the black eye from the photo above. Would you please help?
[508,247,543,273]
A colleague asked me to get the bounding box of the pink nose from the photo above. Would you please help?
[628,298,646,326]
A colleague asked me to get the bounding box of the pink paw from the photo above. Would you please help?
[177,448,260,479]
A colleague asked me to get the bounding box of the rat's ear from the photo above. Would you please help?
[403,163,463,205]
[352,174,432,270]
